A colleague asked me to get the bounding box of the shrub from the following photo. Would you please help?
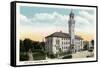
[88,49,93,52]
[33,52,46,60]
[49,54,57,59]
[62,55,72,59]
[20,53,29,61]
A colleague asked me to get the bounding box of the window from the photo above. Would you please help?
[72,39,74,44]
[66,42,67,44]
[65,47,66,49]
[64,42,66,44]
[56,39,60,45]
[62,42,63,45]
[62,47,63,49]
[50,38,52,44]
[48,40,49,45]
[62,38,63,40]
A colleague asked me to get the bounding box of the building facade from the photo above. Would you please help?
[45,11,83,55]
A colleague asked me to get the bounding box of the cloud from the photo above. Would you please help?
[75,10,95,34]
[20,14,33,26]
[20,10,95,34]
[30,12,68,26]
[20,14,28,23]
[20,12,69,31]
[79,11,94,23]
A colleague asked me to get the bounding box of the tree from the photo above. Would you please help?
[40,42,45,51]
[23,38,34,61]
[83,41,89,50]
[91,40,94,45]
[83,44,88,50]
[33,41,45,50]
[23,38,33,52]
[20,40,23,45]
[33,42,41,49]
[20,40,26,52]
[90,40,94,51]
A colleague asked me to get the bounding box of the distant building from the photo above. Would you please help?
[45,11,83,55]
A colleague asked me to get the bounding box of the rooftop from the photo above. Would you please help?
[45,31,83,40]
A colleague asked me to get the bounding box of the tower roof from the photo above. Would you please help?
[69,10,74,18]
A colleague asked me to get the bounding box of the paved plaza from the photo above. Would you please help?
[72,50,94,58]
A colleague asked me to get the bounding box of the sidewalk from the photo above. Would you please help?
[72,50,94,58]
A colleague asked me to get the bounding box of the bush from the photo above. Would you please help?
[32,49,46,53]
[62,55,72,59]
[88,49,93,52]
[20,53,29,61]
[33,52,46,60]
[50,54,56,59]
[47,54,57,59]
[58,51,71,56]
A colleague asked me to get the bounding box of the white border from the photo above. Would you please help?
[16,2,97,65]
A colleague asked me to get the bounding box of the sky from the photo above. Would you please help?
[20,6,95,42]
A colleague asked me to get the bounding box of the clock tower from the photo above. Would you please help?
[68,10,75,53]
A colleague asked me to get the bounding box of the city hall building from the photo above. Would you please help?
[45,11,83,55]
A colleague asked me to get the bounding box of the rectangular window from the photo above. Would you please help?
[62,38,63,40]
[56,39,60,45]
[62,42,63,45]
